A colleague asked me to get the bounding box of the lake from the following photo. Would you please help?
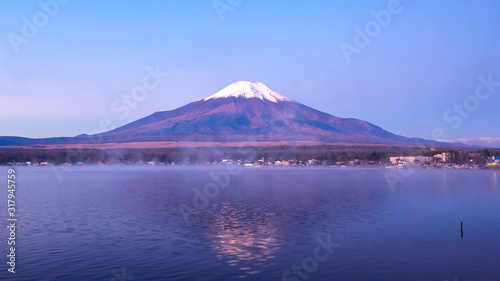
[1,166,499,281]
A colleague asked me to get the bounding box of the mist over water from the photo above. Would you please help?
[1,166,499,280]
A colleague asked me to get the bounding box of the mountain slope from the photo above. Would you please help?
[0,81,457,148]
[91,81,430,146]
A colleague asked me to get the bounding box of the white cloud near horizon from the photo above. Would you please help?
[446,137,500,149]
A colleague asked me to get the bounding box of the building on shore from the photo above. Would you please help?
[389,156,433,166]
[437,161,458,168]
[467,152,483,164]
[487,156,500,166]
[433,152,451,162]
[307,159,320,166]
[275,160,290,166]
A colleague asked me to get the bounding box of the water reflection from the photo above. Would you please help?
[5,167,500,281]
[209,201,281,277]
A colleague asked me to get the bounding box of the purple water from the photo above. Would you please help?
[1,166,499,280]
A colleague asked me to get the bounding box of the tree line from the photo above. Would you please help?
[0,146,497,165]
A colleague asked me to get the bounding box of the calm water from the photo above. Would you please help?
[1,166,499,281]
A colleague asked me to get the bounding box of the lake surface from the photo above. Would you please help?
[1,166,499,281]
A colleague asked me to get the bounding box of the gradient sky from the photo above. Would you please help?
[1,0,499,146]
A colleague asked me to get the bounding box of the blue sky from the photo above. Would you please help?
[1,0,499,146]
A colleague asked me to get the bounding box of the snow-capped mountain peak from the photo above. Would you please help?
[202,81,292,103]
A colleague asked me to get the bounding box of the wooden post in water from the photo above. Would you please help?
[461,221,463,238]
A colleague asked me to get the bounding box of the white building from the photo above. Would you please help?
[433,152,451,162]
[389,156,432,165]
[307,159,320,165]
[275,160,289,166]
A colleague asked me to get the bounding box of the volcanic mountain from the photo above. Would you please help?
[1,81,451,148]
